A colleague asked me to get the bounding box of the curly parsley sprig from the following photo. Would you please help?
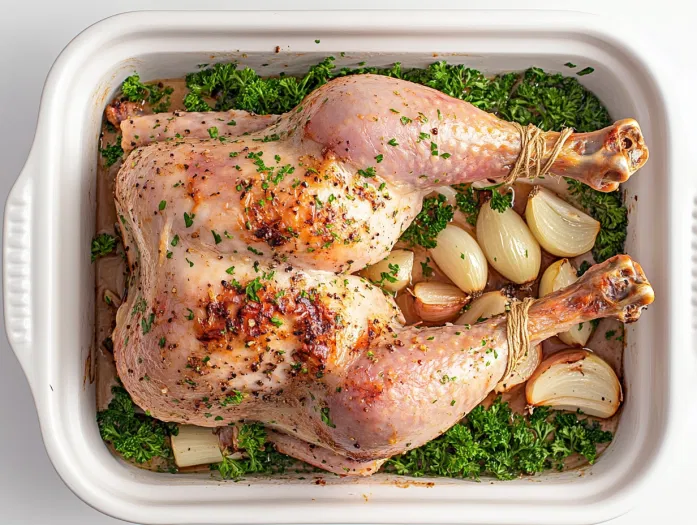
[400,194,454,249]
[386,397,612,480]
[97,386,179,465]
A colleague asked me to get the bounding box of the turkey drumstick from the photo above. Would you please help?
[111,73,653,476]
[320,255,653,463]
[116,76,648,274]
[120,75,648,195]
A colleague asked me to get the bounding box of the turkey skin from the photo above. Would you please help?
[112,74,652,475]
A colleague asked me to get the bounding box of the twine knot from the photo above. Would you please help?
[503,297,534,382]
[505,123,574,185]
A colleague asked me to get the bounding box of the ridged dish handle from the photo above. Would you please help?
[3,155,35,388]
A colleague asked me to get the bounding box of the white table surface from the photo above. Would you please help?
[1,1,696,524]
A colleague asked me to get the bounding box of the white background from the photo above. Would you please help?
[1,1,696,524]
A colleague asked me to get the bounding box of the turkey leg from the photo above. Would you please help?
[313,255,653,463]
[114,75,648,273]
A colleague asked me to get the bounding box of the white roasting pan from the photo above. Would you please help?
[2,9,690,525]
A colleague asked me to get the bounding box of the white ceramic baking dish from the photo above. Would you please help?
[3,9,691,525]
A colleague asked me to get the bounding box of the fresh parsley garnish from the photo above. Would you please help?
[489,188,513,213]
[245,278,263,302]
[183,57,335,114]
[372,263,400,287]
[454,185,481,226]
[400,194,453,249]
[220,391,245,406]
[91,233,117,262]
[567,178,627,261]
[320,407,336,428]
[211,423,295,480]
[121,74,173,112]
[100,138,124,167]
[97,386,178,464]
[420,258,434,278]
[385,397,612,480]
[141,313,155,335]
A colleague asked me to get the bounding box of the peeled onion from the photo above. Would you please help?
[171,425,224,468]
[455,290,509,326]
[430,224,487,293]
[538,259,593,346]
[360,250,414,293]
[495,344,542,393]
[413,281,469,322]
[525,349,622,418]
[476,201,541,284]
[525,186,600,257]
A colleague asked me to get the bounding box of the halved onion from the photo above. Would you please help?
[360,250,414,292]
[171,425,224,468]
[476,201,541,284]
[525,186,600,257]
[455,290,509,326]
[430,224,487,293]
[413,281,469,322]
[495,344,542,393]
[538,259,593,346]
[525,349,622,418]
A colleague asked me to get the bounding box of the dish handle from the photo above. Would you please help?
[3,155,36,388]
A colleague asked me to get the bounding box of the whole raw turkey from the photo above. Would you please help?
[111,74,653,475]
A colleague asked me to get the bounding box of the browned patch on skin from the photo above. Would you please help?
[291,295,336,369]
[106,100,145,127]
[346,377,385,407]
[351,319,385,355]
[194,281,337,370]
[186,176,203,208]
[239,154,362,253]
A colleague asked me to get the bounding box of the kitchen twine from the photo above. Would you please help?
[504,123,575,185]
[500,123,573,378]
[503,297,535,381]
